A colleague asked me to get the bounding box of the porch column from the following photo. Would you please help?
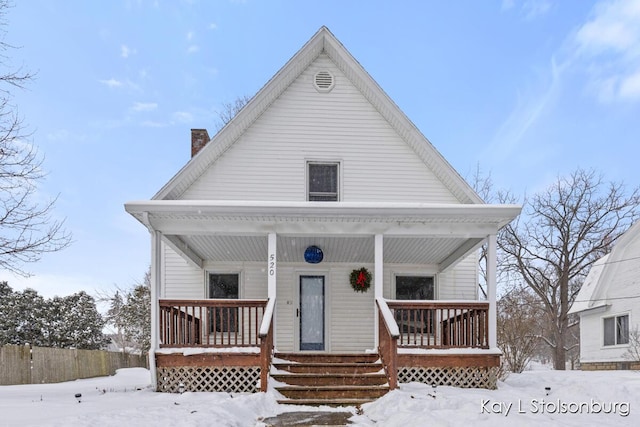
[487,233,497,349]
[374,234,383,299]
[149,229,162,390]
[267,232,277,300]
[374,234,383,347]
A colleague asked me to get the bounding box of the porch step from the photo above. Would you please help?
[273,352,389,406]
[271,372,387,387]
[275,398,373,407]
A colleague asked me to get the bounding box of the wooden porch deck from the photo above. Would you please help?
[155,298,498,395]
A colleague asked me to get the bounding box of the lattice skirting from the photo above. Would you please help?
[398,366,498,390]
[157,366,260,393]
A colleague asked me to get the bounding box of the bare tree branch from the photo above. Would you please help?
[499,168,640,369]
[0,1,71,276]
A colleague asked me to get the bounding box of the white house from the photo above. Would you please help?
[570,221,640,370]
[125,27,521,405]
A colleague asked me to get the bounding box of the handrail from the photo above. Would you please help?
[259,297,276,338]
[376,297,400,338]
[376,297,399,390]
[258,298,276,392]
[160,298,267,307]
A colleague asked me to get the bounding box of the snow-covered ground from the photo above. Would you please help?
[1,367,638,426]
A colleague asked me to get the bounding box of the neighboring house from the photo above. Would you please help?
[570,221,640,370]
[125,27,521,404]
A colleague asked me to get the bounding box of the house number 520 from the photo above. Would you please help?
[268,253,276,276]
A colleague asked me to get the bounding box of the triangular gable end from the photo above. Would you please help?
[154,26,483,204]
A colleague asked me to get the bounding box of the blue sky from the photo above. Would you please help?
[2,0,639,299]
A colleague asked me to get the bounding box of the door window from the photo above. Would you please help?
[300,275,325,350]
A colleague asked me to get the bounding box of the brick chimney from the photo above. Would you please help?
[191,128,210,157]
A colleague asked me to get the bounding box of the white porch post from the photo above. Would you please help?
[487,233,498,349]
[374,234,383,299]
[374,234,383,347]
[149,229,162,390]
[267,232,277,300]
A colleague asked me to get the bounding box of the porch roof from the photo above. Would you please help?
[125,200,521,269]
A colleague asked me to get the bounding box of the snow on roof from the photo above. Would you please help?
[569,254,609,314]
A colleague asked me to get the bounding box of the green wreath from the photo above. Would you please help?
[350,267,372,293]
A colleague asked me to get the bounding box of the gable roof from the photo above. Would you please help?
[569,221,640,314]
[154,26,483,204]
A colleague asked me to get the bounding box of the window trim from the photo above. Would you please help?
[206,271,241,334]
[306,161,341,202]
[206,271,242,299]
[602,313,630,347]
[392,272,438,300]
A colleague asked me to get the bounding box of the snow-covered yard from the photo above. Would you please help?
[1,367,638,426]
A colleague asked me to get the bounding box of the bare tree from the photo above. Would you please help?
[215,95,251,131]
[468,164,517,297]
[500,168,640,369]
[624,327,640,363]
[498,285,546,372]
[0,1,71,276]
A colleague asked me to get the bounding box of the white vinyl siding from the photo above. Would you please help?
[438,255,478,300]
[182,54,458,203]
[327,264,375,351]
[382,254,478,300]
[163,243,203,299]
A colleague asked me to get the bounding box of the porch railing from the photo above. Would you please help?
[377,299,490,390]
[386,300,489,349]
[159,299,267,347]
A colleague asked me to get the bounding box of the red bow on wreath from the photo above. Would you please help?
[350,267,371,292]
[357,271,367,287]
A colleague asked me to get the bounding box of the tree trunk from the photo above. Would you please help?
[553,318,568,370]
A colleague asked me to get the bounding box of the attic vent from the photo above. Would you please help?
[314,70,334,92]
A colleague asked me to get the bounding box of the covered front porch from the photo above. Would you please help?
[125,201,519,393]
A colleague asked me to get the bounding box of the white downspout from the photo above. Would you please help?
[487,233,498,349]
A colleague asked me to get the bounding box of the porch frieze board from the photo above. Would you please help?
[149,218,502,237]
[126,202,520,231]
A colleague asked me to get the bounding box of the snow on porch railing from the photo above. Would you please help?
[385,300,489,349]
[258,298,275,392]
[159,299,267,348]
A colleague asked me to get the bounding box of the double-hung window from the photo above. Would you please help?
[603,314,629,346]
[208,273,239,333]
[395,275,435,334]
[308,162,339,201]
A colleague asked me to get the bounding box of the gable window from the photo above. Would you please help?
[308,162,339,201]
[395,275,435,334]
[208,273,239,333]
[603,314,629,346]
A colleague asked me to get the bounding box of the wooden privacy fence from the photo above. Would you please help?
[0,345,148,385]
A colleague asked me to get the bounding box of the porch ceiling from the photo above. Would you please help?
[125,200,521,270]
[172,234,471,265]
